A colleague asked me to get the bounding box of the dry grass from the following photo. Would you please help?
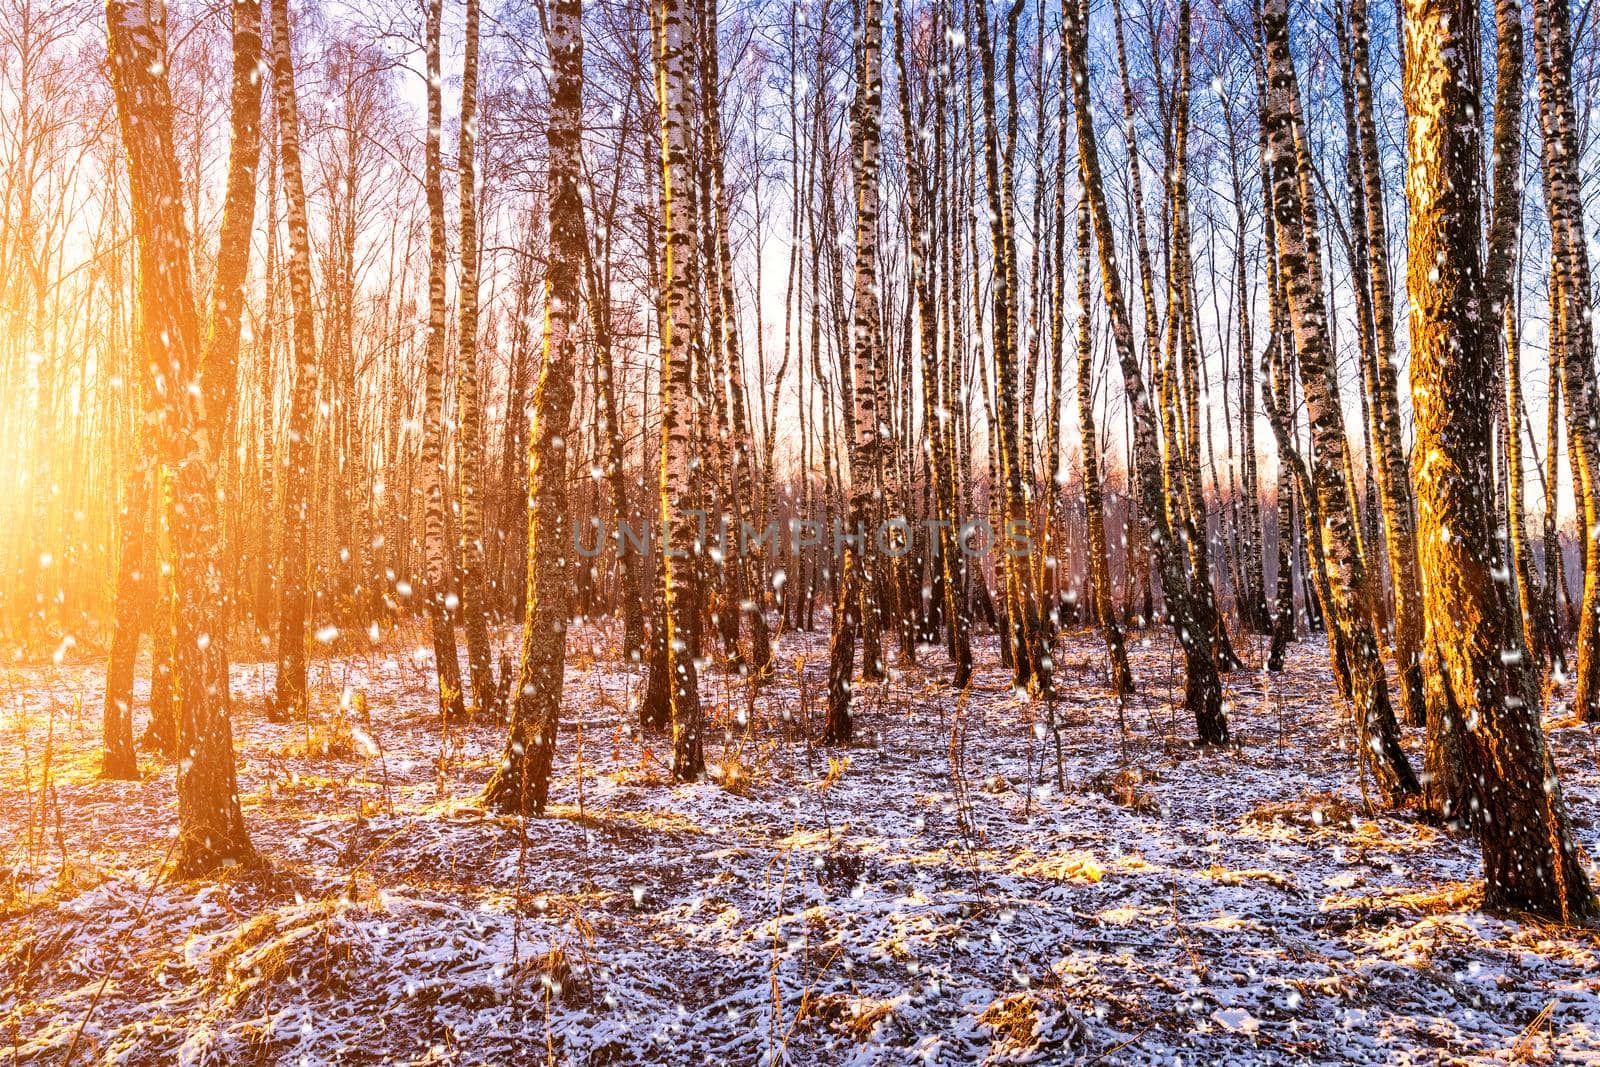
[1086,764,1161,815]
[977,992,1042,1053]
[1243,791,1359,830]
[798,992,898,1043]
[209,897,375,1011]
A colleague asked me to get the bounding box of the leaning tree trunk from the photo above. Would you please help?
[455,0,495,715]
[1351,0,1427,726]
[482,0,584,816]
[268,0,319,724]
[1260,0,1417,806]
[107,0,252,875]
[1403,0,1595,920]
[1066,0,1227,743]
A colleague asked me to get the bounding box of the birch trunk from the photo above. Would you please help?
[1261,0,1418,805]
[1404,0,1594,918]
[1532,0,1600,721]
[1351,0,1427,726]
[421,0,465,720]
[1066,0,1226,743]
[652,0,704,777]
[975,0,1051,697]
[826,0,888,742]
[1077,190,1134,696]
[482,0,584,815]
[895,0,971,687]
[455,0,495,715]
[267,0,319,724]
[107,0,252,874]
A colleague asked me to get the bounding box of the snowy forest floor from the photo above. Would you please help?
[2,620,1599,1065]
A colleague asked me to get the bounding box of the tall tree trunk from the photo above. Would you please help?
[580,91,644,663]
[1251,31,1297,672]
[201,0,263,505]
[455,0,495,715]
[1066,0,1226,743]
[107,0,252,875]
[699,0,772,678]
[1076,191,1134,696]
[421,0,465,720]
[1404,0,1595,919]
[895,0,971,688]
[974,0,1051,697]
[1485,0,1549,672]
[1220,91,1269,636]
[108,0,263,769]
[652,0,704,777]
[482,0,584,815]
[1335,0,1389,646]
[1167,0,1239,673]
[1532,0,1600,721]
[267,0,320,724]
[1260,0,1418,805]
[1350,0,1427,726]
[826,0,888,743]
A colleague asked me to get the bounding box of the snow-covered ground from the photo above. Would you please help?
[2,620,1598,1065]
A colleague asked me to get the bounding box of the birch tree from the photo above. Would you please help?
[1532,0,1600,721]
[652,0,704,777]
[421,0,465,720]
[482,0,584,815]
[267,0,320,724]
[1065,0,1227,744]
[1260,0,1417,805]
[826,0,887,743]
[455,0,495,715]
[107,0,252,874]
[1404,0,1594,919]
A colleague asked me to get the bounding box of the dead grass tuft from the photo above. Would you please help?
[978,991,1042,1053]
[1322,880,1482,918]
[1202,865,1300,895]
[1087,766,1161,816]
[526,942,589,1005]
[209,898,377,1011]
[798,991,897,1042]
[817,846,868,891]
[978,990,1095,1060]
[0,860,106,920]
[1243,791,1357,830]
